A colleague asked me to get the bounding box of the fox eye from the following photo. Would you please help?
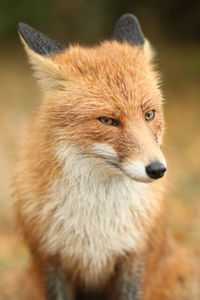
[98,117,121,127]
[145,110,155,122]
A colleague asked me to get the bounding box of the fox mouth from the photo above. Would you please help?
[111,162,154,183]
[81,151,156,183]
[118,167,154,183]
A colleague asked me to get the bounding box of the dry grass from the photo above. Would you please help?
[0,43,199,298]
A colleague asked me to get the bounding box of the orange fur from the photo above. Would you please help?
[14,28,199,300]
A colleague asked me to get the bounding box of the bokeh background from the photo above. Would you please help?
[0,1,199,298]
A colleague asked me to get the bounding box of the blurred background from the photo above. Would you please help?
[0,0,199,298]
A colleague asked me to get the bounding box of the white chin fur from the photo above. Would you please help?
[121,161,153,183]
[91,143,159,183]
[46,143,159,287]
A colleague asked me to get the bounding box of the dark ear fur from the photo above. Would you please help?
[112,14,145,46]
[18,23,65,56]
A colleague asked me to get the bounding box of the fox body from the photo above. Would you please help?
[14,14,199,300]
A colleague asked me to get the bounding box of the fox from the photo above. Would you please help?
[14,14,199,300]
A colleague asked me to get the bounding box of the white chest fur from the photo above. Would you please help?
[38,145,156,286]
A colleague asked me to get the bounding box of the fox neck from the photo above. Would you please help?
[41,143,162,286]
[52,143,161,244]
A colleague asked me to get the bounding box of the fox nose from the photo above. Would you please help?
[145,161,166,179]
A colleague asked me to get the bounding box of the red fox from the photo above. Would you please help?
[14,14,199,300]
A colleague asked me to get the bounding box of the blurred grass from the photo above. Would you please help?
[0,41,199,297]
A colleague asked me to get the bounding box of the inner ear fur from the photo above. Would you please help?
[20,38,67,91]
[18,23,67,91]
[143,39,156,62]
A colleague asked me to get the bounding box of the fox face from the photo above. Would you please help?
[19,14,166,184]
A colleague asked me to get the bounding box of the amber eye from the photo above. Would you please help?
[145,110,155,122]
[98,117,121,127]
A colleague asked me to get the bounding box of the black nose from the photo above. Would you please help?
[145,161,166,179]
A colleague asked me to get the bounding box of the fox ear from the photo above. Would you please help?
[18,23,65,56]
[112,14,145,46]
[18,23,67,90]
[112,14,155,61]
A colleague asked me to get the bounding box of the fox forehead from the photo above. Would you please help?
[52,41,162,110]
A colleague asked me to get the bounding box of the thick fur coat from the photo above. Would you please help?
[14,14,199,300]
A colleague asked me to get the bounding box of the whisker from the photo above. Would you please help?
[74,150,122,172]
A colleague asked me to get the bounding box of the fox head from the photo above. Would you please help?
[19,14,166,183]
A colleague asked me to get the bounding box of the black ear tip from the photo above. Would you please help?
[113,13,145,46]
[18,22,26,36]
[18,22,32,37]
[18,22,26,31]
[18,22,65,56]
[18,22,41,44]
[18,22,24,30]
[116,13,139,24]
